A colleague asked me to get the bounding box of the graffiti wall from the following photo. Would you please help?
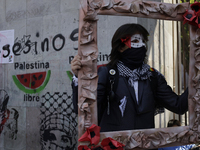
[0,0,181,149]
[0,1,119,149]
[0,0,81,149]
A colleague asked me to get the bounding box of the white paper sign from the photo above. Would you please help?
[0,29,14,63]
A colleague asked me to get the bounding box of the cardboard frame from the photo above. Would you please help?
[77,0,200,149]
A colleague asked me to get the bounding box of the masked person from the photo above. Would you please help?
[71,23,188,132]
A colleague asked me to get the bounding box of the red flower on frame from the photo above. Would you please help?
[101,137,125,150]
[79,124,101,145]
[78,145,91,150]
[183,9,196,25]
[121,36,131,48]
[191,1,200,14]
[195,11,200,28]
[183,2,200,28]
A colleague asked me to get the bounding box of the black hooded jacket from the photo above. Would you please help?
[72,66,188,132]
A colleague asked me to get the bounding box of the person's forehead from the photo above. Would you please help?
[131,34,143,39]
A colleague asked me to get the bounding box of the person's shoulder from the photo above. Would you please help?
[97,64,111,79]
[98,64,119,79]
[149,67,165,79]
[97,64,110,84]
[98,63,118,72]
[97,64,108,72]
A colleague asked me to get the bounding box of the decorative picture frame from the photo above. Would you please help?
[77,0,200,149]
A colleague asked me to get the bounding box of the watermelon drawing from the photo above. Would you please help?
[12,70,51,94]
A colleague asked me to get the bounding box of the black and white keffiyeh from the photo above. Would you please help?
[117,61,156,87]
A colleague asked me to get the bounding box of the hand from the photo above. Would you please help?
[71,55,82,77]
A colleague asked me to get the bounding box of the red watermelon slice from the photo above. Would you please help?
[16,72,46,89]
[13,70,51,94]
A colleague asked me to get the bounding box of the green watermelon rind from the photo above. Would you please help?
[12,70,51,94]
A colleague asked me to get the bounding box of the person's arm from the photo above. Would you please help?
[156,74,188,114]
[97,66,109,124]
[71,55,82,114]
[71,65,109,119]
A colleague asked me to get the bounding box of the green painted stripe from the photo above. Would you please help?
[66,71,73,81]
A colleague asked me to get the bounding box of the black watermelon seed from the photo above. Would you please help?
[38,74,43,80]
[24,79,27,83]
[33,75,37,80]
[31,81,35,86]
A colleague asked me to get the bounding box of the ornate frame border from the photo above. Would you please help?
[77,0,200,149]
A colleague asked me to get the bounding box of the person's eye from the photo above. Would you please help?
[61,135,71,143]
[132,39,139,43]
